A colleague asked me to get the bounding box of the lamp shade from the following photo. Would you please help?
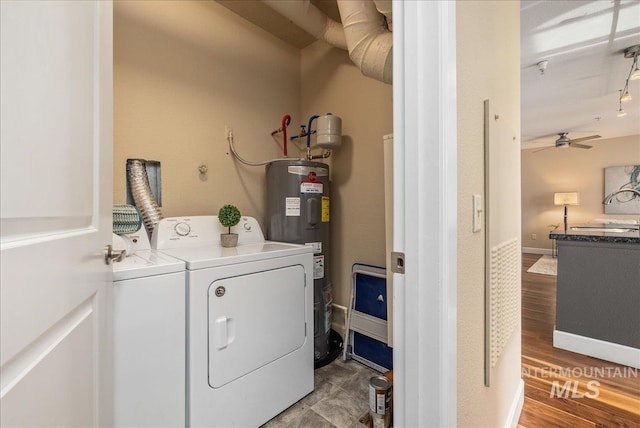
[554,192,580,205]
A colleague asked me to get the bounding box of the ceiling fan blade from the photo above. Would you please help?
[570,135,601,144]
[572,143,592,149]
[532,146,555,153]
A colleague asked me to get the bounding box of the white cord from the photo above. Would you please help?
[226,129,297,167]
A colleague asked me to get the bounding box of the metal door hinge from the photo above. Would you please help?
[391,252,405,274]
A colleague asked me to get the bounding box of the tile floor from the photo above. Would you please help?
[262,358,380,428]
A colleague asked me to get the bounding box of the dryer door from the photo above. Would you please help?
[208,265,306,388]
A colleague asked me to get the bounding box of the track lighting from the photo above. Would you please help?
[617,45,639,114]
[617,90,627,117]
[621,89,632,102]
[537,60,548,75]
[631,46,640,81]
[632,63,640,81]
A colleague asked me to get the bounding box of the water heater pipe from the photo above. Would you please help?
[261,0,347,50]
[337,0,393,84]
[282,114,291,157]
[306,115,320,151]
[309,150,332,160]
[270,114,292,157]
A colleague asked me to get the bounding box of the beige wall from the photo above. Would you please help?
[114,1,300,228]
[300,41,393,307]
[521,135,640,250]
[457,1,522,427]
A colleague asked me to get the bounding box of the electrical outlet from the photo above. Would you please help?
[531,233,537,240]
[224,125,232,138]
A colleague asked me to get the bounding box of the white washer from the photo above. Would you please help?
[112,232,186,428]
[152,216,314,428]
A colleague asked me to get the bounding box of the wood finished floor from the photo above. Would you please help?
[518,253,640,428]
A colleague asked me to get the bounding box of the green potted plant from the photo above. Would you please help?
[218,204,241,247]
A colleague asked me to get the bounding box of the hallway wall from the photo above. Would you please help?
[457,1,522,426]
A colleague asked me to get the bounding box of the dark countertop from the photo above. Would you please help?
[550,224,640,244]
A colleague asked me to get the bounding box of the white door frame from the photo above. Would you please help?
[392,1,458,426]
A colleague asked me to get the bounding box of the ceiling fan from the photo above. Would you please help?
[533,132,601,153]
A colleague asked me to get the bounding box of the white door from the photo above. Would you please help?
[0,1,113,427]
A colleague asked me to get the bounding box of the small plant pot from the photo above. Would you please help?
[220,233,238,248]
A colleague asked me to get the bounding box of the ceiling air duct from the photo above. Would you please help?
[261,0,392,85]
[372,0,392,28]
[337,0,392,84]
[261,0,347,50]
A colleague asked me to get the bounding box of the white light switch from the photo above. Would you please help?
[473,194,483,233]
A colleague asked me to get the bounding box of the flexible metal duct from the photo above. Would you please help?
[126,159,163,237]
[262,0,347,50]
[337,0,392,84]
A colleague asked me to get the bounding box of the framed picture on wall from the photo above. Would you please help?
[603,165,640,214]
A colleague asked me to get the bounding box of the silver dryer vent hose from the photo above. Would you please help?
[126,159,163,237]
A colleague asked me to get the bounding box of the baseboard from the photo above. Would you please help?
[554,330,640,369]
[504,379,525,428]
[522,247,552,255]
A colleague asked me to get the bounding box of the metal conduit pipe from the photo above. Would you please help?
[261,0,347,50]
[337,0,393,84]
[126,159,163,238]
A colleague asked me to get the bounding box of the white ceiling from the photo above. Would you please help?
[520,0,640,150]
[219,1,640,150]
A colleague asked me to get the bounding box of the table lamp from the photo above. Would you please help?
[554,192,580,233]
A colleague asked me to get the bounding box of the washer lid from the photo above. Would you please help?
[159,241,313,270]
[112,250,185,281]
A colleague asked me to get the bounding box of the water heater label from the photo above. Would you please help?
[322,196,330,222]
[314,255,325,279]
[300,182,323,194]
[285,197,300,216]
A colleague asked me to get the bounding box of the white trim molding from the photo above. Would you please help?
[521,246,552,255]
[554,330,640,369]
[392,0,457,426]
[504,379,525,428]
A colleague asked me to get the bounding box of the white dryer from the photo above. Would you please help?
[111,231,186,428]
[152,216,314,427]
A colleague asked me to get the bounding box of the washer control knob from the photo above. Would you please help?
[243,222,251,231]
[174,222,191,236]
